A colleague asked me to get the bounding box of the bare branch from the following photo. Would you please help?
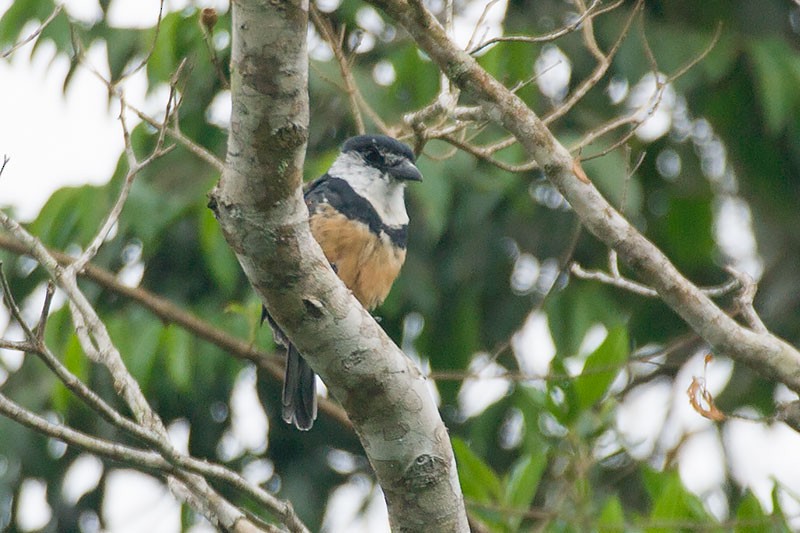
[0,387,307,531]
[544,0,641,126]
[34,281,55,343]
[468,0,608,55]
[200,8,231,90]
[0,196,272,533]
[311,7,366,134]
[726,267,768,333]
[118,0,166,80]
[438,132,540,173]
[0,4,63,59]
[577,21,722,159]
[571,261,658,296]
[572,257,742,300]
[366,0,800,397]
[212,0,468,529]
[0,231,352,428]
[0,392,170,470]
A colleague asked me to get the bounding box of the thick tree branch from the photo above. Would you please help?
[210,0,467,530]
[0,231,351,427]
[368,0,800,394]
[0,206,270,533]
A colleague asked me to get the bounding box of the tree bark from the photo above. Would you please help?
[210,1,468,530]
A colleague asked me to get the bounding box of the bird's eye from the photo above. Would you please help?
[363,148,383,166]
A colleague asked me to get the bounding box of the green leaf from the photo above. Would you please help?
[502,452,547,531]
[545,283,621,357]
[748,38,800,134]
[451,437,502,503]
[662,196,715,273]
[28,185,112,249]
[0,0,56,46]
[106,28,145,82]
[573,325,629,411]
[32,8,71,57]
[51,334,88,413]
[146,11,180,85]
[734,490,770,533]
[598,496,626,532]
[646,471,711,533]
[199,208,240,294]
[106,308,162,384]
[161,325,193,392]
[766,485,792,533]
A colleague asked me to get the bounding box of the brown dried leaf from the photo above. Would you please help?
[687,377,726,422]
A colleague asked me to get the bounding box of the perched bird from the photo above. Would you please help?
[264,134,423,430]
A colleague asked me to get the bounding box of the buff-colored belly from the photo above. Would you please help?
[309,206,406,310]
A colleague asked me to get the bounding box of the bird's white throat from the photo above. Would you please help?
[329,152,409,227]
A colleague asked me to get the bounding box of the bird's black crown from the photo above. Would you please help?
[342,134,416,163]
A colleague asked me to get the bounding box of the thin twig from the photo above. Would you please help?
[200,8,230,90]
[439,132,540,173]
[0,5,63,58]
[68,80,178,275]
[570,261,658,296]
[0,155,9,178]
[118,0,166,80]
[125,102,225,172]
[34,282,55,342]
[310,7,365,134]
[543,0,641,126]
[577,21,722,160]
[0,262,37,340]
[726,267,767,333]
[0,232,352,428]
[468,0,607,55]
[571,260,742,300]
[465,0,502,53]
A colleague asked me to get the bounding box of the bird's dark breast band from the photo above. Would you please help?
[309,204,406,310]
[305,175,408,249]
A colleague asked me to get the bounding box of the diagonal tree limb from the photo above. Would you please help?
[0,196,272,533]
[0,231,352,427]
[209,0,468,530]
[367,0,800,396]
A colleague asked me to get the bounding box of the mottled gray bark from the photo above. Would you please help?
[210,1,468,530]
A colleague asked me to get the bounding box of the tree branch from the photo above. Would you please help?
[367,0,800,397]
[0,231,351,428]
[0,184,273,533]
[0,4,63,58]
[209,0,468,530]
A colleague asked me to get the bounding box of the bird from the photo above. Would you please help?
[263,134,423,430]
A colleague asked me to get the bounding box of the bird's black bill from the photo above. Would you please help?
[390,159,423,182]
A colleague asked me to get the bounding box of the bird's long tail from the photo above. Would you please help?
[282,343,317,431]
[262,306,318,430]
